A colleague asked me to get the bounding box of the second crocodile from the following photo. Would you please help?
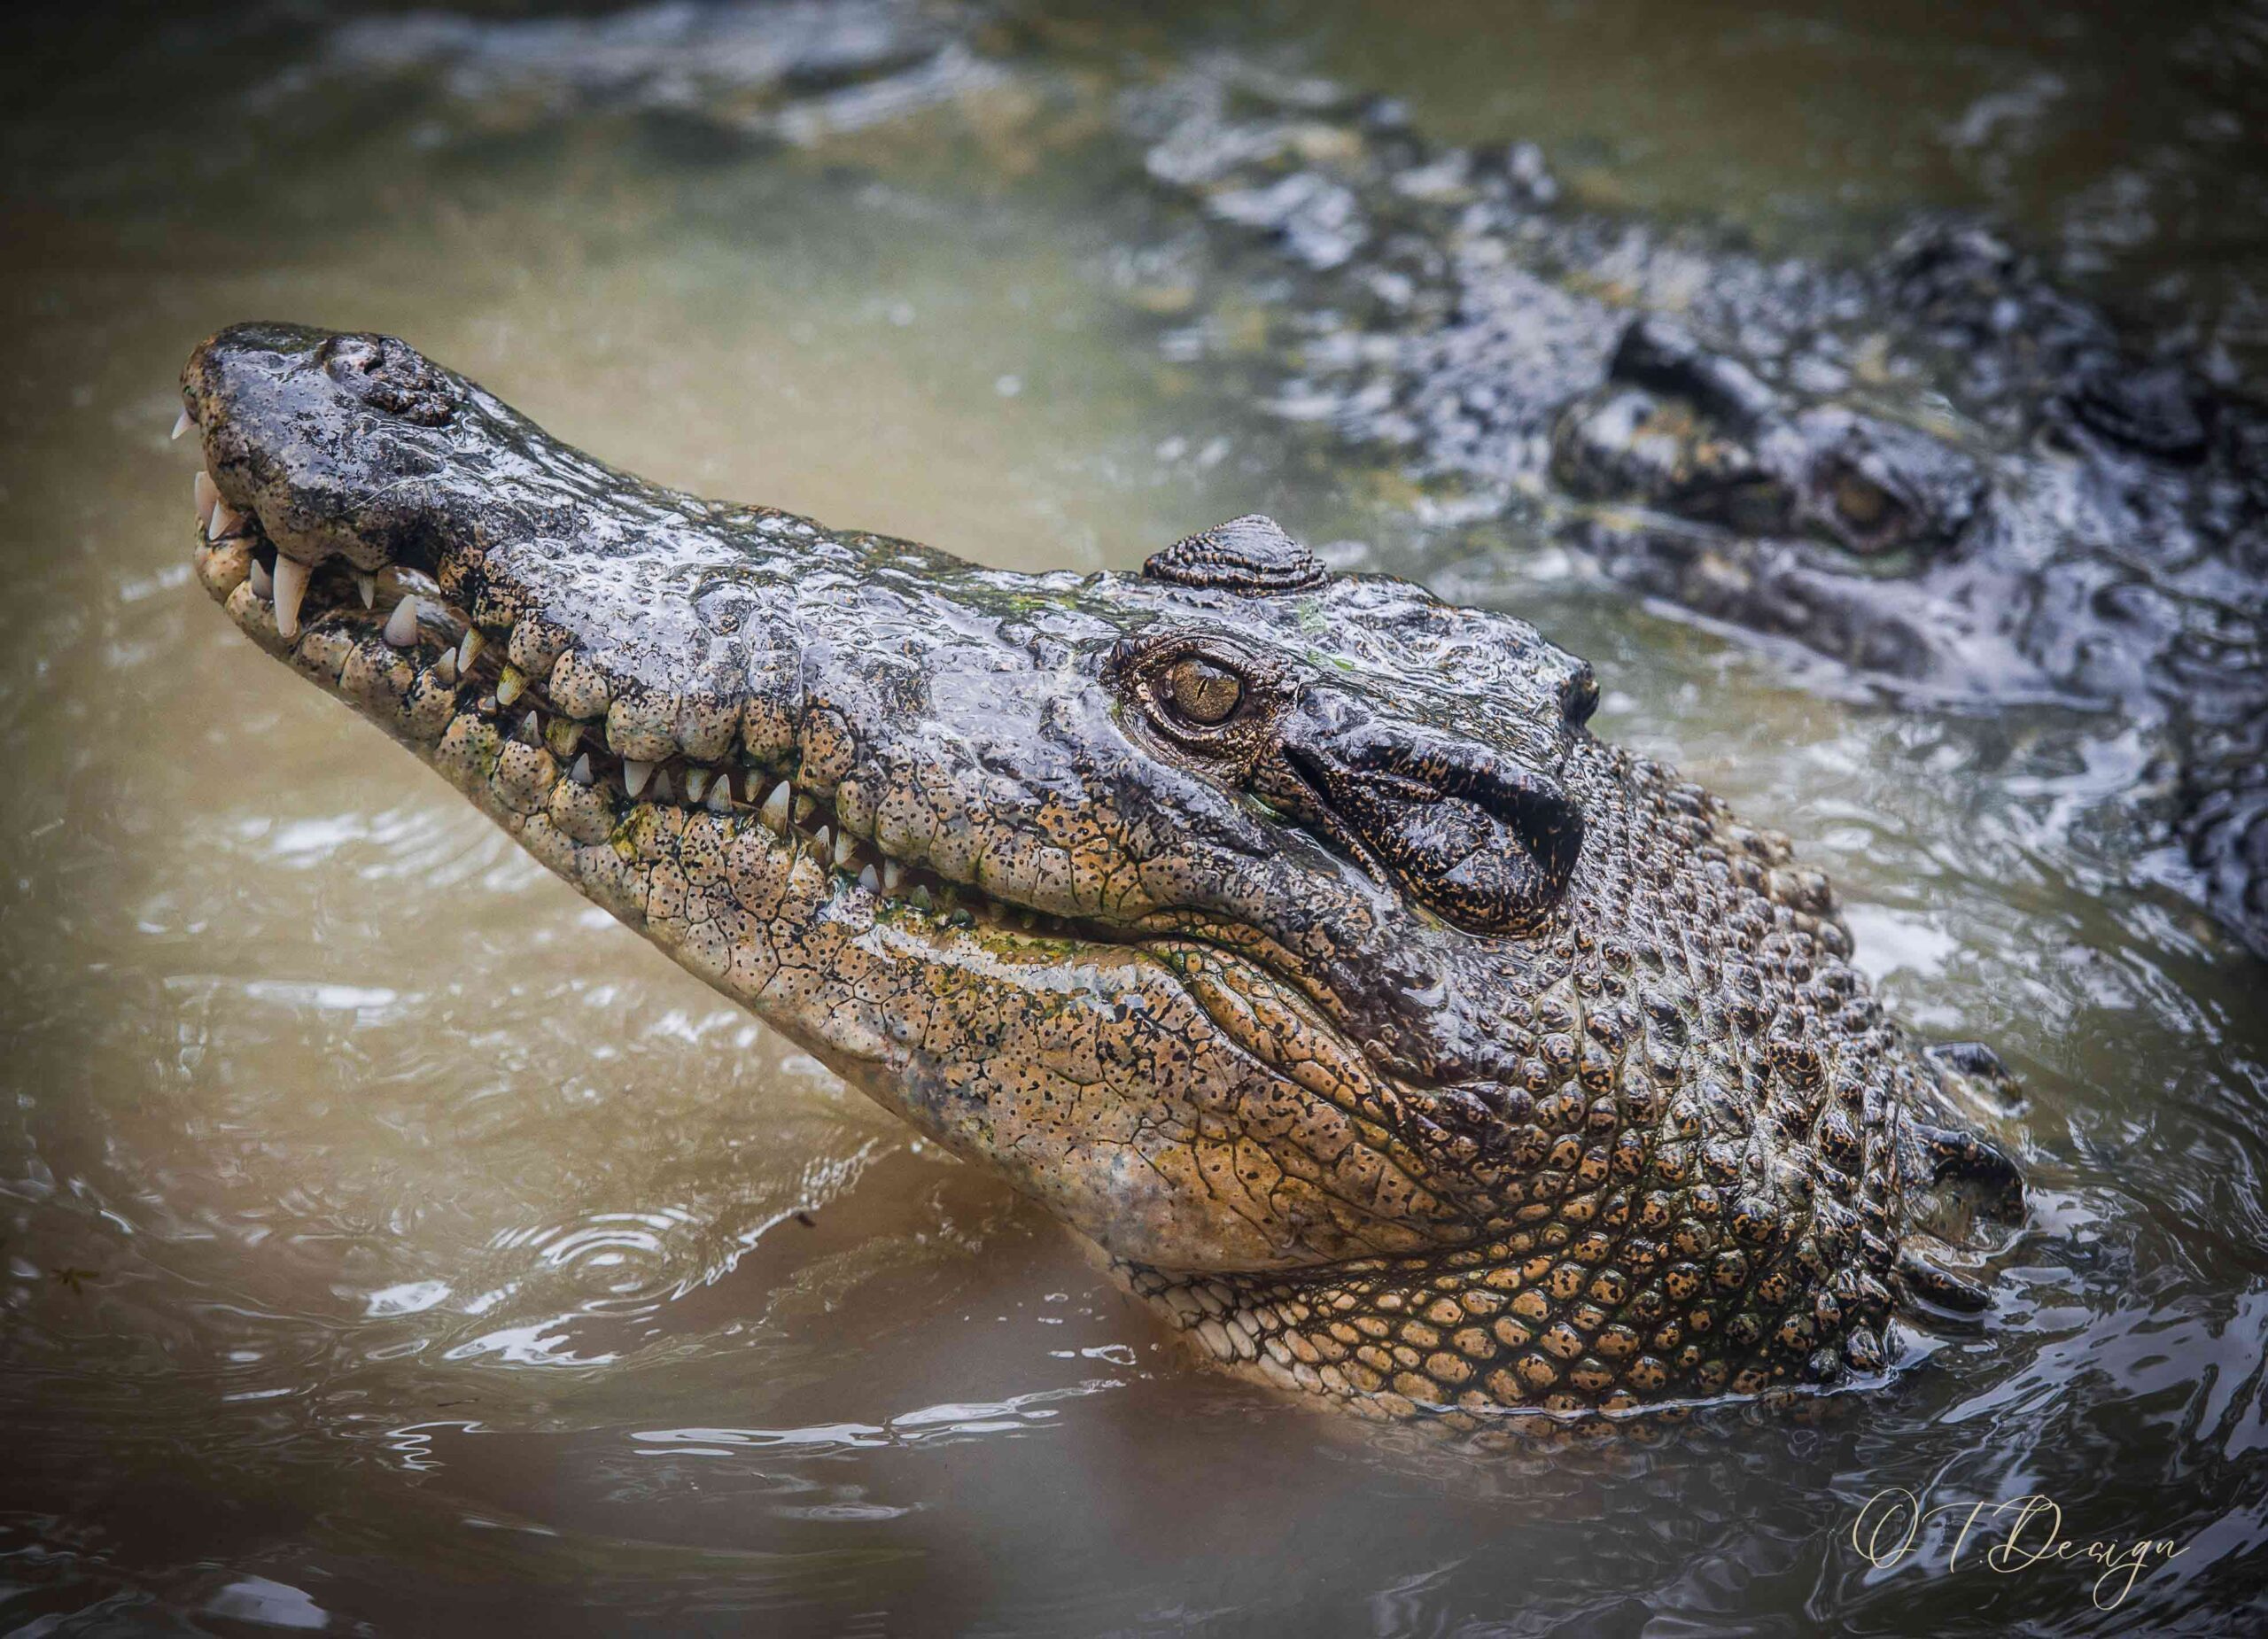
[1130,65,2268,957]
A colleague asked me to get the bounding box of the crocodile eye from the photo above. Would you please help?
[1161,656,1245,726]
[1109,632,1280,757]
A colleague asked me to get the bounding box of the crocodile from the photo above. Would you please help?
[1128,65,2268,958]
[252,8,2268,955]
[176,322,2023,1433]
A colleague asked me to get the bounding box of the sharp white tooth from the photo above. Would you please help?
[517,711,541,745]
[171,408,193,441]
[431,649,460,685]
[650,768,672,802]
[270,554,311,639]
[206,499,241,542]
[457,629,484,675]
[794,793,818,824]
[834,829,857,869]
[812,824,832,864]
[706,778,733,813]
[383,594,420,648]
[858,863,880,891]
[623,759,655,797]
[758,781,791,833]
[882,860,903,893]
[684,768,711,804]
[495,664,524,707]
[193,471,218,529]
[571,753,594,786]
[248,556,273,599]
[356,572,377,610]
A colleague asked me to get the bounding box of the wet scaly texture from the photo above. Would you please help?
[1127,62,2268,957]
[180,322,2020,1429]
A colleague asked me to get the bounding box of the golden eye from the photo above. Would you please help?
[1161,656,1244,726]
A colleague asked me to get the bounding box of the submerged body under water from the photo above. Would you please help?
[2,1,2264,1632]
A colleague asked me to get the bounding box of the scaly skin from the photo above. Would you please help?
[178,322,2021,1433]
[1131,64,2268,957]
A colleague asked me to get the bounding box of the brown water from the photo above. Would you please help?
[4,3,2266,1633]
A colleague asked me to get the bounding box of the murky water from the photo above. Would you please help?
[4,3,2265,1633]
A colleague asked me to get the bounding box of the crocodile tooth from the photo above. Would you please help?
[910,884,934,912]
[356,572,377,610]
[383,594,420,648]
[858,864,880,891]
[457,629,484,675]
[650,768,672,802]
[570,753,594,786]
[882,860,903,893]
[517,711,542,746]
[684,768,711,804]
[193,471,218,529]
[623,758,655,797]
[431,649,460,685]
[834,829,858,869]
[248,556,273,599]
[270,555,311,639]
[207,498,242,542]
[811,824,832,866]
[496,664,525,706]
[171,408,193,440]
[544,717,582,758]
[706,778,733,813]
[794,793,818,825]
[758,781,791,834]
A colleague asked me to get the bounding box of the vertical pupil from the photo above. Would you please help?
[1166,658,1241,725]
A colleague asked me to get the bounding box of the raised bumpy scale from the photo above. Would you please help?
[177,322,2023,1436]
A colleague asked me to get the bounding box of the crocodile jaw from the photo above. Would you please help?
[177,322,1465,1284]
[178,322,2023,1433]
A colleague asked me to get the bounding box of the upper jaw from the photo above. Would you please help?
[175,324,1564,1105]
[182,322,805,772]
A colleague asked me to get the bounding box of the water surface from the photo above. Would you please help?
[3,3,2264,1632]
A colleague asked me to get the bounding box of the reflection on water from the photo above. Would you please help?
[3,1,2264,1632]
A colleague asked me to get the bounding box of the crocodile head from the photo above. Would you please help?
[179,322,2020,1432]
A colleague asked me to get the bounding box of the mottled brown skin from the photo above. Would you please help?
[177,323,2021,1432]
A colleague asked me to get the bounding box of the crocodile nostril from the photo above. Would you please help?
[318,332,458,426]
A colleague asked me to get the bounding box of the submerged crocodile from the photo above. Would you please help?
[177,322,2022,1432]
[1130,66,2268,957]
[251,7,2268,955]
